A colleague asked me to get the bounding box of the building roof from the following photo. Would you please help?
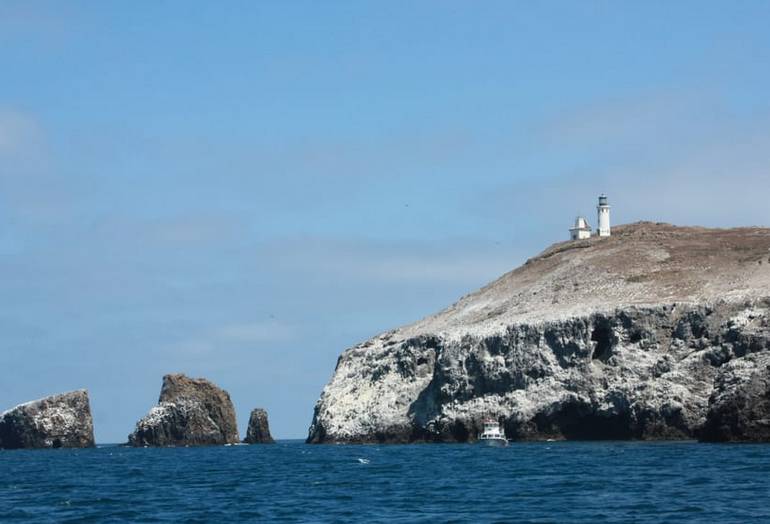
[570,216,592,231]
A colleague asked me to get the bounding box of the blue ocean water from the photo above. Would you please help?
[2,441,769,523]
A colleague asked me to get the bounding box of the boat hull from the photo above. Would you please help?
[479,438,508,447]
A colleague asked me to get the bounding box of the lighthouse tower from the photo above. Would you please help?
[597,194,611,237]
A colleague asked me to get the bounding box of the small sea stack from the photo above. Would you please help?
[0,390,95,449]
[244,408,275,444]
[128,374,239,447]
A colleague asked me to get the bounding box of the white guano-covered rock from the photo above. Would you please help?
[308,223,770,443]
[0,390,95,449]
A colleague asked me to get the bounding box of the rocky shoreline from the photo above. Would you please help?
[308,223,770,444]
[308,301,770,444]
[4,223,770,449]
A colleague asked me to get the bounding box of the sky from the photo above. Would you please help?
[2,1,770,442]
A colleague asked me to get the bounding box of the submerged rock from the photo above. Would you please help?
[128,374,239,447]
[244,408,275,444]
[0,390,95,449]
[308,223,770,443]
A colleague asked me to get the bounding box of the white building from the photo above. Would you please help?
[597,194,611,237]
[569,216,592,240]
[568,195,611,240]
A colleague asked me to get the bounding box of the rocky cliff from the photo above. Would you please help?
[244,408,275,444]
[699,352,770,442]
[0,390,95,449]
[307,223,770,443]
[128,374,239,447]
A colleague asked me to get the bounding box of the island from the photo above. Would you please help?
[308,222,770,443]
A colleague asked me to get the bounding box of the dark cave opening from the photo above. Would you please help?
[591,318,615,361]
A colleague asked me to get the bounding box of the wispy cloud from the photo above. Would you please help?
[216,320,296,343]
[0,109,44,163]
[255,236,523,287]
[0,2,76,47]
[541,90,722,149]
[479,88,770,230]
[162,320,298,358]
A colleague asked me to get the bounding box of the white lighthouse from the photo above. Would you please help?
[597,194,611,237]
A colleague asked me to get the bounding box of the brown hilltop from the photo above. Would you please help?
[404,222,770,339]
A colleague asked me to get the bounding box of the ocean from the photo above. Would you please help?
[2,441,769,523]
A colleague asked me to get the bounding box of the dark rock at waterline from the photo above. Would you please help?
[0,390,95,449]
[128,374,239,447]
[244,408,275,444]
[699,352,770,442]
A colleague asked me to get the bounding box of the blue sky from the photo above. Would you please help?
[2,1,770,442]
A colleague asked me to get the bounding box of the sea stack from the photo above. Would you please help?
[308,223,770,443]
[244,408,275,444]
[0,390,95,449]
[128,374,239,447]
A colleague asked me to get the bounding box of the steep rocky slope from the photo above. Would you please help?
[0,390,95,449]
[128,374,239,447]
[307,223,770,443]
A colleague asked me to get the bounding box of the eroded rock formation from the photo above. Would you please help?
[308,223,770,443]
[699,352,770,442]
[128,374,239,447]
[0,390,95,449]
[244,408,275,444]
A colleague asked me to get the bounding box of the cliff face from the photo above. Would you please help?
[128,374,239,447]
[307,223,770,443]
[0,390,95,449]
[244,408,275,444]
[699,352,770,442]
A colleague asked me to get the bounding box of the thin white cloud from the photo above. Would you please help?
[0,109,43,160]
[165,339,216,357]
[355,255,513,284]
[540,89,720,148]
[217,320,296,343]
[162,320,299,357]
[0,3,75,46]
[257,236,524,286]
[481,88,770,230]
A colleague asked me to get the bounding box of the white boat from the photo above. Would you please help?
[478,418,508,447]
